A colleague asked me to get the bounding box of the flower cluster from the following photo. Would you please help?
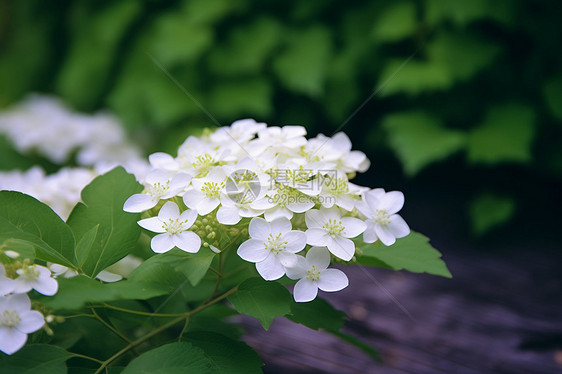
[0,252,58,355]
[0,95,142,167]
[124,119,410,302]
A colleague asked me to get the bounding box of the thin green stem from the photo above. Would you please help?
[70,352,104,364]
[91,307,132,344]
[94,286,238,374]
[95,303,187,318]
[177,316,190,342]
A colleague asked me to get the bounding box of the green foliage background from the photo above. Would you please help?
[1,0,560,240]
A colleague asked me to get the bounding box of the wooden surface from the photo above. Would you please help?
[241,245,562,374]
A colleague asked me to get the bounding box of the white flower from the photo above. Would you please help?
[356,189,410,246]
[0,293,45,355]
[0,264,15,296]
[285,247,349,302]
[48,263,79,279]
[237,217,306,280]
[305,207,366,261]
[123,170,191,213]
[13,263,58,296]
[253,125,307,154]
[138,202,201,253]
[183,167,227,215]
[318,176,366,212]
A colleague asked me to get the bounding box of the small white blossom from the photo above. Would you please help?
[138,202,201,253]
[305,207,366,261]
[237,217,306,280]
[123,170,191,213]
[0,293,45,355]
[13,263,58,296]
[356,189,410,246]
[183,167,227,215]
[285,247,349,302]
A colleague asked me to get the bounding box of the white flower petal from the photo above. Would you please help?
[341,217,367,238]
[197,198,220,216]
[248,217,270,240]
[305,247,331,270]
[287,200,315,213]
[327,236,355,261]
[151,234,175,253]
[374,224,396,246]
[277,252,298,267]
[158,201,180,219]
[380,191,404,214]
[237,239,269,263]
[0,277,15,296]
[285,256,308,280]
[32,276,58,296]
[362,221,378,243]
[293,279,318,302]
[306,228,329,246]
[283,231,307,253]
[364,189,385,212]
[355,200,372,218]
[138,217,165,233]
[216,206,241,225]
[16,310,44,334]
[264,206,293,222]
[305,209,324,229]
[318,269,349,292]
[0,327,27,355]
[179,209,198,228]
[6,294,31,312]
[388,215,410,239]
[12,278,33,294]
[148,152,176,169]
[269,217,292,235]
[182,189,204,210]
[256,254,285,281]
[123,194,157,213]
[173,231,201,253]
[95,271,123,283]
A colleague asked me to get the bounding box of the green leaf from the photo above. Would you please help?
[41,274,176,310]
[356,232,452,278]
[209,79,272,118]
[130,249,216,287]
[382,112,466,175]
[183,331,263,374]
[425,0,514,26]
[469,193,516,236]
[0,344,73,374]
[468,104,536,165]
[543,74,562,121]
[121,342,214,374]
[273,26,332,97]
[56,1,141,109]
[0,191,76,268]
[328,330,381,363]
[67,167,143,277]
[228,277,292,330]
[371,2,417,42]
[287,297,346,331]
[378,59,452,96]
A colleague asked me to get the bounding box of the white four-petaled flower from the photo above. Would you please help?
[305,207,366,261]
[356,188,410,246]
[285,247,349,302]
[237,217,306,280]
[13,263,58,296]
[138,202,201,253]
[0,293,45,355]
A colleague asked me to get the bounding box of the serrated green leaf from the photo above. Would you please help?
[468,104,536,165]
[121,342,214,374]
[183,331,263,374]
[130,249,215,287]
[469,193,515,236]
[287,297,346,331]
[0,344,73,374]
[356,232,452,278]
[0,191,76,268]
[273,26,332,97]
[371,2,417,42]
[382,112,466,175]
[67,167,143,277]
[228,277,292,330]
